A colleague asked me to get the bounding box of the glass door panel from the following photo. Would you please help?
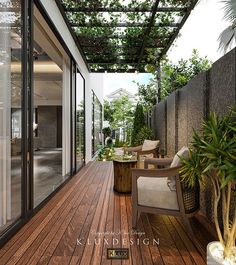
[33,10,64,207]
[0,0,22,234]
[75,71,85,170]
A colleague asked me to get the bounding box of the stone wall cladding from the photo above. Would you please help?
[149,48,236,223]
[186,72,206,143]
[209,48,236,116]
[166,92,176,156]
[154,102,166,152]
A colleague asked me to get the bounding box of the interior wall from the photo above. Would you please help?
[38,106,58,148]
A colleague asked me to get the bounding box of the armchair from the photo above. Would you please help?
[124,139,160,160]
[131,147,200,238]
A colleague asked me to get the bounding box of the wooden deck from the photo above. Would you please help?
[0,161,213,265]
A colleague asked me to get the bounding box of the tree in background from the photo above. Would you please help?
[134,79,157,112]
[134,50,211,106]
[104,96,134,143]
[159,49,211,99]
[131,104,145,145]
[110,95,134,130]
[103,100,114,124]
[218,0,236,53]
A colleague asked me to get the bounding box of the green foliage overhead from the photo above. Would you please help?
[133,126,154,146]
[61,0,197,72]
[131,104,145,145]
[159,49,212,100]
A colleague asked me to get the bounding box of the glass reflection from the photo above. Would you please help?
[76,71,85,169]
[0,0,22,234]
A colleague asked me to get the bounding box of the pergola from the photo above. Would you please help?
[57,0,198,73]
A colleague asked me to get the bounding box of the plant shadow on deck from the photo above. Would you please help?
[0,162,214,265]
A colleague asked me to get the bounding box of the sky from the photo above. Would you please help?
[104,0,235,97]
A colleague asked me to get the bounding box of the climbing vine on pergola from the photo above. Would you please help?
[58,0,198,73]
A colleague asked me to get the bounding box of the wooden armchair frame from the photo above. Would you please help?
[131,158,200,237]
[124,144,159,160]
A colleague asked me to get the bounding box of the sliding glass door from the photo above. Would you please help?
[0,0,22,234]
[32,6,70,207]
[0,1,84,243]
[92,93,102,156]
[75,70,85,170]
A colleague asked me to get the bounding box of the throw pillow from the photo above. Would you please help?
[141,140,160,151]
[167,146,190,191]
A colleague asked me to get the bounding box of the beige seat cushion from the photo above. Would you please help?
[137,177,179,210]
[167,146,190,191]
[141,140,160,151]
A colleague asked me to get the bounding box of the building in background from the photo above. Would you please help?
[106,88,135,103]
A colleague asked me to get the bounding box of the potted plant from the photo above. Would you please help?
[102,127,112,144]
[180,108,236,265]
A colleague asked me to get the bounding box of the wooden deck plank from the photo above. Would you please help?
[138,214,154,265]
[148,214,185,265]
[15,163,102,265]
[2,163,95,265]
[0,161,209,265]
[120,196,131,265]
[163,216,196,265]
[112,194,122,265]
[90,164,114,265]
[0,163,92,260]
[53,162,105,257]
[141,214,164,265]
[125,196,143,265]
[70,162,112,265]
[169,216,206,265]
[100,173,115,265]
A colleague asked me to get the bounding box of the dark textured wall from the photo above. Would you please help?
[209,48,236,116]
[38,106,58,148]
[166,92,177,156]
[153,102,167,152]
[178,72,207,149]
[149,48,236,223]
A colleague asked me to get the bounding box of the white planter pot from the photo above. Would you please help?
[207,241,236,265]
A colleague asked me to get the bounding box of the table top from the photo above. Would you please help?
[113,155,137,163]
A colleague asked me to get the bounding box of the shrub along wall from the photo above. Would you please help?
[150,48,236,223]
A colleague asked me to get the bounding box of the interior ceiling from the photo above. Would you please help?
[58,0,198,73]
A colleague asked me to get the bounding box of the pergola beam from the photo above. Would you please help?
[65,7,186,13]
[88,61,151,65]
[78,35,170,40]
[57,0,198,73]
[71,22,179,28]
[81,44,165,48]
[91,69,146,73]
[136,0,161,69]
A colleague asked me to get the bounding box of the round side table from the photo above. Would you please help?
[113,158,137,194]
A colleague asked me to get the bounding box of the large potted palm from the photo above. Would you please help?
[180,108,236,265]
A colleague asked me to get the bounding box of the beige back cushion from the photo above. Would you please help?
[141,140,160,151]
[167,146,190,191]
